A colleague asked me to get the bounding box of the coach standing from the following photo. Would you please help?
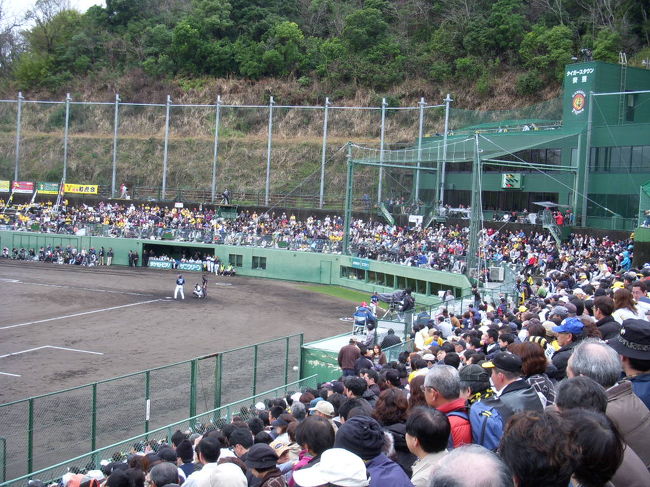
[175,274,185,300]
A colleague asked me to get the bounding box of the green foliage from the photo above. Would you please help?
[519,24,574,80]
[455,57,484,81]
[593,29,621,63]
[343,8,388,52]
[516,70,544,95]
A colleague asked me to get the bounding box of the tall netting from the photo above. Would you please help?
[0,101,17,177]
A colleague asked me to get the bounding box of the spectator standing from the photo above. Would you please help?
[337,339,360,377]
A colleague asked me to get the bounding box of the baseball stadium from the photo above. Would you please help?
[2,47,650,487]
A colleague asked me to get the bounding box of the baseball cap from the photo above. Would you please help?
[552,317,584,335]
[292,448,369,487]
[459,364,489,383]
[549,305,569,318]
[421,353,436,361]
[607,318,650,360]
[310,400,335,417]
[246,443,278,470]
[482,352,522,373]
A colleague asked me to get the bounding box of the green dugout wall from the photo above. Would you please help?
[0,230,471,305]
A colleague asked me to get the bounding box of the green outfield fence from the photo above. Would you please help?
[0,376,318,487]
[0,334,303,483]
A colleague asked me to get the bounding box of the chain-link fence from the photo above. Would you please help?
[0,376,318,487]
[0,334,302,482]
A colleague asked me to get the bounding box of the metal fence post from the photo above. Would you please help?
[319,97,330,209]
[252,344,259,396]
[214,353,223,412]
[298,334,304,379]
[162,95,172,200]
[111,94,120,198]
[440,94,452,206]
[144,370,151,436]
[265,96,274,206]
[377,98,387,205]
[211,95,222,203]
[415,98,425,202]
[91,383,98,469]
[0,436,6,483]
[27,398,34,474]
[62,93,71,182]
[14,92,23,181]
[189,359,197,425]
[284,336,290,384]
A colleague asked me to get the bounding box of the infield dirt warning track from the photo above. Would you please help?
[0,261,354,404]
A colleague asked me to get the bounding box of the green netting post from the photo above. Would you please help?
[253,345,259,396]
[215,354,223,411]
[284,336,290,385]
[1,436,6,482]
[298,334,304,379]
[189,360,198,424]
[91,383,97,454]
[145,371,151,436]
[27,398,34,474]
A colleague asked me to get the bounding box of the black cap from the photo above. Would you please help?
[607,318,650,360]
[482,352,522,373]
[246,443,278,470]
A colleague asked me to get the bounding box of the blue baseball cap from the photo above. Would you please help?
[552,317,584,335]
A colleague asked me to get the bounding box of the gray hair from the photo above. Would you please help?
[424,365,460,399]
[149,462,179,487]
[430,444,514,487]
[568,338,622,388]
[290,401,306,421]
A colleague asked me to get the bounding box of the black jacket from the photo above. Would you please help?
[551,341,577,380]
[596,315,621,340]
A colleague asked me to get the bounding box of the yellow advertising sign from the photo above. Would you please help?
[0,180,9,193]
[63,183,98,194]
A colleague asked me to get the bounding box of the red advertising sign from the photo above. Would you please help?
[11,181,34,193]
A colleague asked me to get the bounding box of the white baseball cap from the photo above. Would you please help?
[292,448,369,487]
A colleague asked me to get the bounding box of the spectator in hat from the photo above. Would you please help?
[458,364,493,405]
[334,416,414,487]
[405,407,450,487]
[422,365,471,448]
[291,448,369,487]
[593,295,621,340]
[551,317,585,380]
[499,411,577,487]
[429,445,513,487]
[246,443,286,487]
[567,338,650,469]
[309,401,338,432]
[607,318,650,409]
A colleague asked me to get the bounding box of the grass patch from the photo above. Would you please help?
[301,284,386,309]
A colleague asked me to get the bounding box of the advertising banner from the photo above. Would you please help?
[0,180,9,193]
[63,183,98,194]
[37,182,60,195]
[148,260,173,270]
[11,181,34,193]
[179,262,203,272]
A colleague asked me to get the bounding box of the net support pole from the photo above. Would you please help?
[581,92,594,227]
[440,94,452,207]
[415,98,425,202]
[377,98,387,205]
[319,97,330,208]
[265,96,274,206]
[111,94,120,198]
[162,95,171,200]
[211,95,222,203]
[14,92,23,181]
[466,134,481,279]
[62,93,71,183]
[343,143,354,255]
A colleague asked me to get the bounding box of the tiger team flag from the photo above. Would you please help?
[11,181,34,193]
[37,182,60,195]
[63,183,98,194]
[0,180,9,193]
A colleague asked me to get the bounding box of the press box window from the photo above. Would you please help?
[229,254,243,267]
[252,256,266,270]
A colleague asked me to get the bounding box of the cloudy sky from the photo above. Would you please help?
[4,0,105,24]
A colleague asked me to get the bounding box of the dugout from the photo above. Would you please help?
[143,241,215,270]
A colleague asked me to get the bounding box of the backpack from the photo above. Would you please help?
[469,398,514,451]
[445,410,470,450]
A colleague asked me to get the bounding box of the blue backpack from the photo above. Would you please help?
[469,398,514,451]
[445,410,470,450]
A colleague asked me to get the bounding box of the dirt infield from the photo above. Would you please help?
[0,261,358,479]
[0,261,353,402]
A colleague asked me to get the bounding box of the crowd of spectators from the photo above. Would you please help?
[0,200,635,277]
